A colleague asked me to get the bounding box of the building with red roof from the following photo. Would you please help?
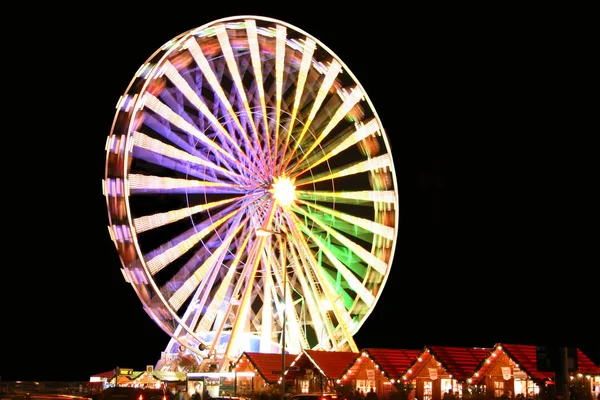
[338,348,423,398]
[231,351,299,394]
[400,345,493,400]
[284,350,360,394]
[468,343,600,399]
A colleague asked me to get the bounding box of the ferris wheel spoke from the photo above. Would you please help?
[141,93,264,183]
[142,93,243,165]
[132,197,238,234]
[294,199,395,240]
[184,38,266,170]
[160,62,261,173]
[255,243,281,343]
[128,174,252,195]
[282,59,343,170]
[132,131,253,185]
[193,221,254,336]
[218,236,267,358]
[270,24,287,174]
[245,20,273,169]
[282,214,357,351]
[272,238,317,352]
[139,113,242,177]
[255,232,311,353]
[165,219,245,311]
[293,217,376,307]
[290,205,389,276]
[292,118,383,177]
[278,37,316,176]
[296,189,396,206]
[166,245,227,312]
[289,86,365,174]
[214,24,266,165]
[259,270,276,352]
[143,200,254,275]
[283,254,317,351]
[151,76,253,176]
[294,153,393,187]
[156,218,250,350]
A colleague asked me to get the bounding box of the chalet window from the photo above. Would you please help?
[494,381,504,398]
[356,379,376,395]
[441,379,453,394]
[423,381,432,400]
[441,379,461,397]
[514,379,527,396]
[526,381,539,397]
[299,380,309,393]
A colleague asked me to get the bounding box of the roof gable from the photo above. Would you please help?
[497,344,600,382]
[496,343,553,383]
[426,346,492,382]
[234,352,298,384]
[575,349,600,375]
[303,349,360,380]
[361,348,423,380]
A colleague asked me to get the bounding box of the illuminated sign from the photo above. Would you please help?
[119,368,134,375]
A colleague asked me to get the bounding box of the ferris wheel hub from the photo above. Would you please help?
[270,175,296,207]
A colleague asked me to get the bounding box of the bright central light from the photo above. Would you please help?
[270,175,296,207]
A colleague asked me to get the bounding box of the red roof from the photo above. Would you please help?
[497,344,600,383]
[426,346,492,382]
[90,370,114,379]
[233,352,299,384]
[497,344,554,383]
[576,348,600,374]
[361,348,423,379]
[302,349,360,380]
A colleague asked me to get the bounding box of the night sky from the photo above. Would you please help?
[2,4,596,382]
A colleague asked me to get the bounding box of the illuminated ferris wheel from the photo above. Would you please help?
[103,15,399,372]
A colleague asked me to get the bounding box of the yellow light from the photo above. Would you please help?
[256,228,276,237]
[271,175,296,207]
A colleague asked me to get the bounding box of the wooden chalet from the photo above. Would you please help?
[285,349,360,394]
[89,369,185,389]
[89,345,599,400]
[231,352,299,395]
[468,343,600,399]
[338,348,423,398]
[401,345,493,400]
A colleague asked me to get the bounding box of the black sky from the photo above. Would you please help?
[2,4,597,382]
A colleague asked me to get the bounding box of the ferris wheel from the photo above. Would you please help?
[103,15,399,372]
